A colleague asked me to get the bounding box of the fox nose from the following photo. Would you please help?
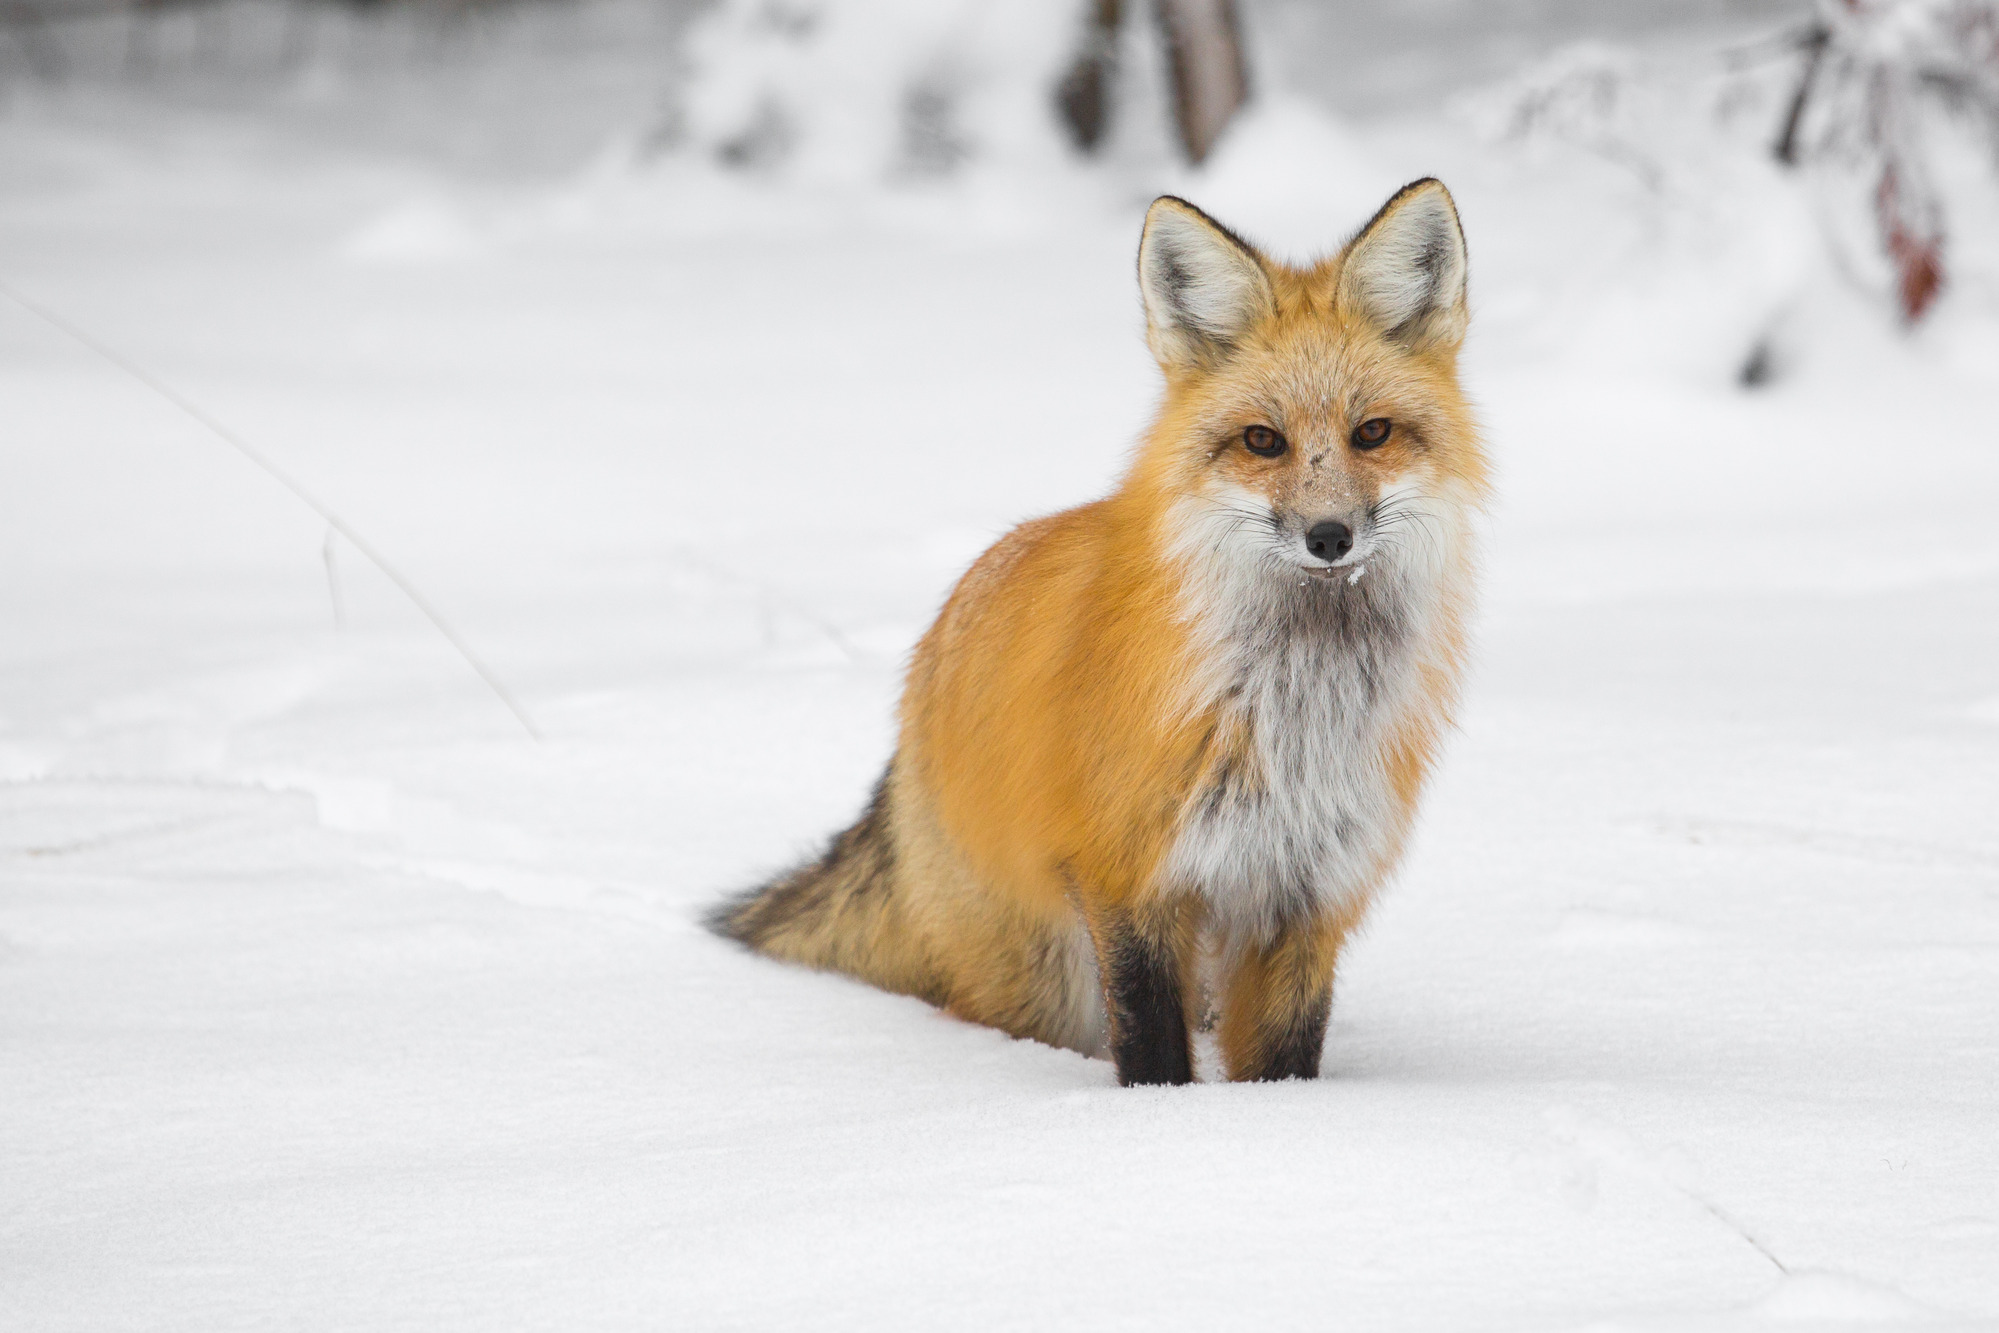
[1305,520,1353,563]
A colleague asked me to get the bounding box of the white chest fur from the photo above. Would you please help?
[1163,579,1428,941]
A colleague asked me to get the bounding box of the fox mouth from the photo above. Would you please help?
[1297,542,1375,578]
[1295,538,1378,584]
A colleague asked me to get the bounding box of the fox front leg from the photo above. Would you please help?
[1216,911,1349,1082]
[1083,898,1199,1087]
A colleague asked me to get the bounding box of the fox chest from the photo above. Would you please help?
[1160,622,1418,937]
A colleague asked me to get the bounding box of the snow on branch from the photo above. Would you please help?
[1775,0,1999,323]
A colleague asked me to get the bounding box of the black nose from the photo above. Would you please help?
[1305,520,1353,562]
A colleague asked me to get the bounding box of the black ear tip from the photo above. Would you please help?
[1139,197,1265,270]
[1380,178,1466,251]
[1146,195,1220,231]
[1399,178,1455,209]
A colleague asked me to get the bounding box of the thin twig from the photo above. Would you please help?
[322,523,347,629]
[0,276,542,741]
[1774,22,1831,167]
[671,546,860,664]
[1677,1183,1790,1277]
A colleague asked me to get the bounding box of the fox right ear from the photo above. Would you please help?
[1337,178,1468,351]
[1138,197,1275,371]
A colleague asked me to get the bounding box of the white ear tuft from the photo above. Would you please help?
[1338,179,1468,349]
[1138,197,1275,370]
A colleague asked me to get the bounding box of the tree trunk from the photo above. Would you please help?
[1156,0,1248,165]
[1055,0,1123,153]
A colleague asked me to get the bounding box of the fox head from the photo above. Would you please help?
[1132,180,1488,614]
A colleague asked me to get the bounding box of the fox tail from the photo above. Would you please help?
[706,768,946,1005]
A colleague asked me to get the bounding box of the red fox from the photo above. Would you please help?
[712,179,1488,1085]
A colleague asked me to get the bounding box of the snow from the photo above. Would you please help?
[3,2,1998,1328]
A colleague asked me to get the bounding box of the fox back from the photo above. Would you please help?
[713,180,1488,1085]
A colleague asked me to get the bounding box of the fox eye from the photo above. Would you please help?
[1352,418,1392,450]
[1243,425,1288,458]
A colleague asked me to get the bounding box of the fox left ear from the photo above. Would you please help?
[1138,196,1276,372]
[1338,178,1468,351]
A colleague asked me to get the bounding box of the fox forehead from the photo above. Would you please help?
[1179,315,1455,448]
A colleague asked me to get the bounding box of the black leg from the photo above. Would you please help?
[1090,905,1194,1087]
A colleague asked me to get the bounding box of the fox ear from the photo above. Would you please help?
[1338,178,1468,351]
[1138,197,1275,371]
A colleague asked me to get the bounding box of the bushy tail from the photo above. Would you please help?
[706,768,947,1005]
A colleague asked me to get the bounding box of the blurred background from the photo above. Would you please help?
[4,3,1997,1329]
[6,0,1997,662]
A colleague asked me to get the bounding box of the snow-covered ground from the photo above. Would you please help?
[3,3,1997,1328]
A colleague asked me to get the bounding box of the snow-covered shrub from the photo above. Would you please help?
[668,0,1078,184]
[1457,41,1823,384]
[1463,14,1999,376]
[1477,41,1672,194]
[1776,0,1999,323]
